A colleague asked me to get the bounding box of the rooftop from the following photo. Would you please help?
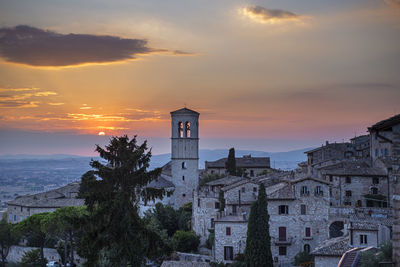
[7,182,84,208]
[369,114,400,132]
[147,175,175,189]
[204,175,245,187]
[170,107,200,115]
[311,235,351,256]
[205,155,270,169]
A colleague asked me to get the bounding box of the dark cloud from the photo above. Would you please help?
[243,6,301,22]
[0,25,185,67]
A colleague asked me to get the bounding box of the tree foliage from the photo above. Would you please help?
[244,183,273,267]
[0,218,20,267]
[361,240,392,267]
[78,135,168,266]
[171,230,200,253]
[14,213,51,267]
[218,190,225,212]
[20,248,47,266]
[226,148,236,176]
[293,251,313,266]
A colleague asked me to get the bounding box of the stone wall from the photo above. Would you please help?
[214,221,247,263]
[192,190,219,243]
[7,204,59,223]
[392,124,400,267]
[314,255,341,267]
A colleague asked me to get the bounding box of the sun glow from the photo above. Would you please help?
[98,131,105,136]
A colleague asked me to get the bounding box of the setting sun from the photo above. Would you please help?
[98,131,105,136]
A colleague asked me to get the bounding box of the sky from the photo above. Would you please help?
[0,0,399,155]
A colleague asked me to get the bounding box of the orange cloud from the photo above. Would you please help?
[241,5,307,24]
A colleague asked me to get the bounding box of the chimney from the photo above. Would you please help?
[326,141,329,146]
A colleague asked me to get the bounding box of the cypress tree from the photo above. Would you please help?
[244,183,273,267]
[226,147,236,176]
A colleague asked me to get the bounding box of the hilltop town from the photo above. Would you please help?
[3,108,400,267]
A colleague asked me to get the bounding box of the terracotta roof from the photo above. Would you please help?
[311,235,351,256]
[369,114,400,132]
[349,221,378,231]
[221,178,254,192]
[170,107,200,115]
[205,156,270,169]
[304,142,352,154]
[265,182,295,200]
[7,182,84,208]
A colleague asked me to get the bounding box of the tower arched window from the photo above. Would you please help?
[182,162,186,169]
[178,122,184,138]
[304,244,310,253]
[185,121,191,138]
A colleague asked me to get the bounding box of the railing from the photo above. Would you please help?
[314,191,324,197]
[272,237,293,245]
[300,191,310,197]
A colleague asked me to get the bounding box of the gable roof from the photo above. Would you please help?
[206,156,270,169]
[204,175,244,186]
[265,182,295,200]
[147,175,175,189]
[291,177,330,185]
[221,177,254,192]
[369,114,400,132]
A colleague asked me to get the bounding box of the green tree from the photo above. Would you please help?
[78,135,168,266]
[20,248,47,266]
[14,213,51,267]
[171,230,200,253]
[244,183,273,267]
[42,206,86,265]
[226,148,236,176]
[0,218,20,267]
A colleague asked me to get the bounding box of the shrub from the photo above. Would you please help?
[171,230,200,253]
[20,248,47,266]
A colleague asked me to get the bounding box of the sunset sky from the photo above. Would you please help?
[0,0,399,155]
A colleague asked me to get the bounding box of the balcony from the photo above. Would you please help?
[314,191,324,197]
[272,237,293,245]
[300,191,310,197]
[303,236,313,240]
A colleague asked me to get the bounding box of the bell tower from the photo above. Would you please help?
[170,107,199,208]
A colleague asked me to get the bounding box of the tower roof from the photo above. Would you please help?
[170,107,199,115]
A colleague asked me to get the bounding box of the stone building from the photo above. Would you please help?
[350,135,370,159]
[205,155,270,177]
[392,121,400,266]
[311,235,351,267]
[7,182,84,223]
[213,177,331,265]
[369,114,400,163]
[305,141,354,176]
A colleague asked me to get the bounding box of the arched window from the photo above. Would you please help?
[178,122,183,138]
[371,187,378,195]
[304,244,310,253]
[185,121,191,138]
[182,162,186,169]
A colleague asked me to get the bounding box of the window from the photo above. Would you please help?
[198,198,200,207]
[301,205,306,215]
[241,187,245,193]
[301,186,309,196]
[305,227,311,237]
[182,162,186,169]
[344,201,352,206]
[329,176,333,182]
[360,234,368,245]
[384,148,388,156]
[345,177,351,184]
[215,202,220,209]
[226,227,231,236]
[224,246,233,260]
[373,177,379,184]
[182,175,185,181]
[304,244,311,253]
[279,246,287,256]
[253,187,257,192]
[20,206,23,212]
[278,227,286,241]
[185,121,191,138]
[14,215,16,222]
[178,122,184,138]
[278,205,289,215]
[250,170,254,177]
[182,194,186,197]
[375,149,378,157]
[345,190,352,197]
[371,187,378,195]
[315,186,323,196]
[9,213,12,222]
[211,218,215,228]
[20,216,23,222]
